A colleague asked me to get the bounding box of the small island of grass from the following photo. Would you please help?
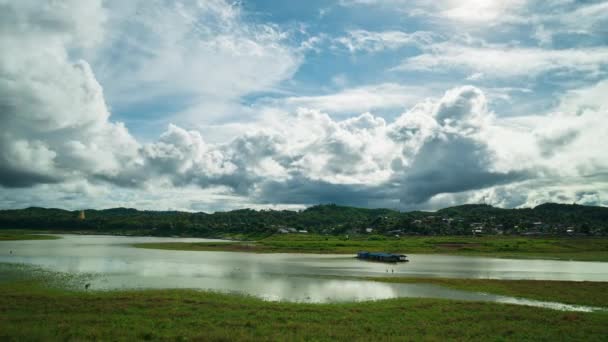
[132,234,608,262]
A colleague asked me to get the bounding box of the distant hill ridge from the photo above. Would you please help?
[1,202,606,236]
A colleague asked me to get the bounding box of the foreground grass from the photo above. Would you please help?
[133,234,608,261]
[368,277,608,308]
[1,280,607,341]
[0,232,59,241]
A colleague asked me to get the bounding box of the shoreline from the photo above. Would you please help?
[1,274,607,341]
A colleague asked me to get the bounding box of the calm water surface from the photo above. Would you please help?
[1,234,606,311]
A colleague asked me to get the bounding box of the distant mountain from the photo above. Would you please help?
[532,203,608,221]
[0,203,606,237]
[437,204,504,215]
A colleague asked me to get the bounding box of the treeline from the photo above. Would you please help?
[0,203,607,237]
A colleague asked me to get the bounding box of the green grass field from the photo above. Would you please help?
[1,278,607,341]
[133,234,608,261]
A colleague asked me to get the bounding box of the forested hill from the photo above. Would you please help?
[0,203,607,237]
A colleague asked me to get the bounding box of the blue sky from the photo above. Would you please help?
[1,0,607,211]
[101,0,608,136]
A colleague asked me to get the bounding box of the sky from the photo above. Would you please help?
[1,0,607,212]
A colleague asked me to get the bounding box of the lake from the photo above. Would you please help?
[1,234,607,311]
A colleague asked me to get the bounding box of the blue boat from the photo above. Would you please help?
[356,251,408,263]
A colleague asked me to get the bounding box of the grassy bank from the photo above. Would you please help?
[133,234,608,261]
[368,277,608,307]
[0,232,60,241]
[1,279,607,341]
